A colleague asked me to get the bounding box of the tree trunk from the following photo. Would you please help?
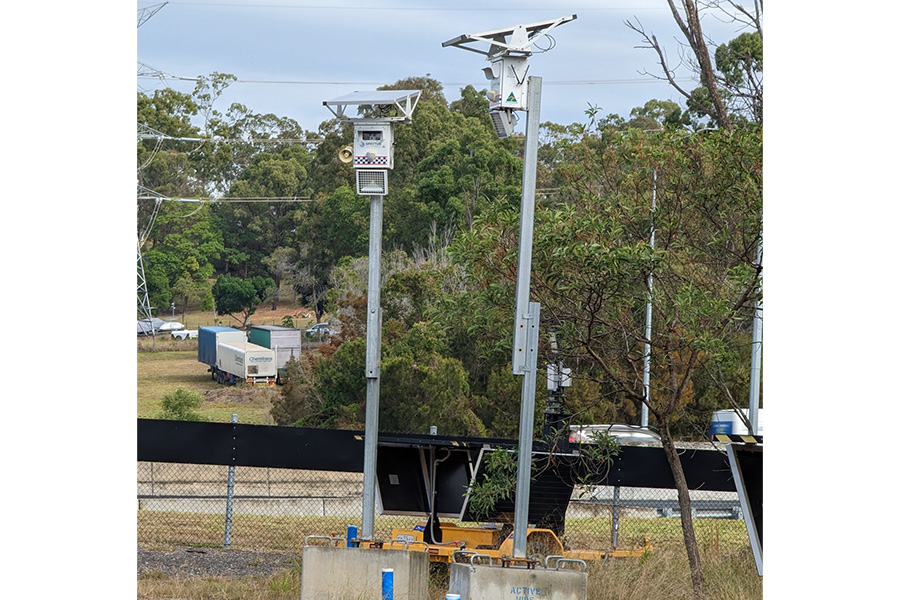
[658,419,705,599]
[667,0,733,131]
[271,276,281,311]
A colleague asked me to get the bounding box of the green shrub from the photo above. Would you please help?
[158,388,205,421]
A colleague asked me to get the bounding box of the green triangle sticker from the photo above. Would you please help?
[506,92,517,103]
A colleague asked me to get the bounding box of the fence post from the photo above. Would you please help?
[611,485,621,549]
[224,413,237,548]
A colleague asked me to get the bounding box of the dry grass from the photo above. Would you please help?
[159,304,320,332]
[137,545,761,600]
[584,545,761,600]
[138,511,760,599]
[138,569,302,600]
[564,516,750,553]
[137,348,280,424]
[138,513,420,552]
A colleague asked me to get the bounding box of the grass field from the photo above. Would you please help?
[137,303,322,423]
[137,349,280,423]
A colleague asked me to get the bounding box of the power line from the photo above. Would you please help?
[138,124,324,145]
[159,2,665,11]
[137,73,696,88]
[137,194,313,202]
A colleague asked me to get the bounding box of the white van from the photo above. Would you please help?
[709,409,763,437]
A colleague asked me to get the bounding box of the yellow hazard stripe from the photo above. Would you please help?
[713,434,762,444]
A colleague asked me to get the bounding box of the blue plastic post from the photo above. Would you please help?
[347,525,358,547]
[382,568,393,600]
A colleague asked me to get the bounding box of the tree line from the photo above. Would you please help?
[138,73,760,440]
[139,3,760,594]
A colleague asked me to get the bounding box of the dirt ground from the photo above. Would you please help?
[217,303,320,329]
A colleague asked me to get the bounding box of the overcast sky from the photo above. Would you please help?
[137,1,751,131]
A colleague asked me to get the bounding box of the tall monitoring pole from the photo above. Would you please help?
[444,15,576,558]
[641,170,657,429]
[323,90,421,541]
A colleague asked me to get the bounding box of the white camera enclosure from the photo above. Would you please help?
[353,123,393,169]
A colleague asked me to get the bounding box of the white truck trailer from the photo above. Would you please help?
[214,341,277,386]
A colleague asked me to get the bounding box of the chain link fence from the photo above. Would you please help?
[137,461,749,555]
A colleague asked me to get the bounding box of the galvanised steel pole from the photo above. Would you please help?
[511,76,542,376]
[641,169,657,429]
[512,76,542,559]
[361,194,384,540]
[748,238,762,434]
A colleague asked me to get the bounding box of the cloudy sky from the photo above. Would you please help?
[137,1,751,131]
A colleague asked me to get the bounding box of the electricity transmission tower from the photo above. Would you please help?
[138,3,167,29]
[137,5,168,337]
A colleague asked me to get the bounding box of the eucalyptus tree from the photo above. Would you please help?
[627,0,763,129]
[453,125,761,597]
[212,143,313,278]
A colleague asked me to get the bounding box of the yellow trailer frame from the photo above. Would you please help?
[346,522,653,565]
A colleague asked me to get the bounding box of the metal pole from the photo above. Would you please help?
[611,485,621,548]
[748,239,762,434]
[512,76,542,376]
[511,76,543,559]
[224,413,237,548]
[361,194,384,540]
[513,302,540,558]
[641,170,657,429]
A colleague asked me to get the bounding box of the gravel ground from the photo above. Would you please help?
[138,546,302,579]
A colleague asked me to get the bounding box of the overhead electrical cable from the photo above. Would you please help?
[159,2,665,11]
[137,194,313,203]
[138,73,696,87]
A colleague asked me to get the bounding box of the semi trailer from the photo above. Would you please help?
[214,341,277,386]
[198,326,276,386]
[247,325,302,384]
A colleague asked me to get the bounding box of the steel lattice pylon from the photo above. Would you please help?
[138,3,167,29]
[137,184,165,341]
[137,239,157,342]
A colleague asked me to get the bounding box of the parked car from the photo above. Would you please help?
[171,329,198,340]
[305,322,333,338]
[159,321,186,332]
[137,317,166,336]
[569,424,662,445]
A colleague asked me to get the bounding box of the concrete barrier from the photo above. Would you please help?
[448,562,587,600]
[300,545,428,600]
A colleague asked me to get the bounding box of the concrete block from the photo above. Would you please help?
[300,545,428,600]
[448,563,587,600]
